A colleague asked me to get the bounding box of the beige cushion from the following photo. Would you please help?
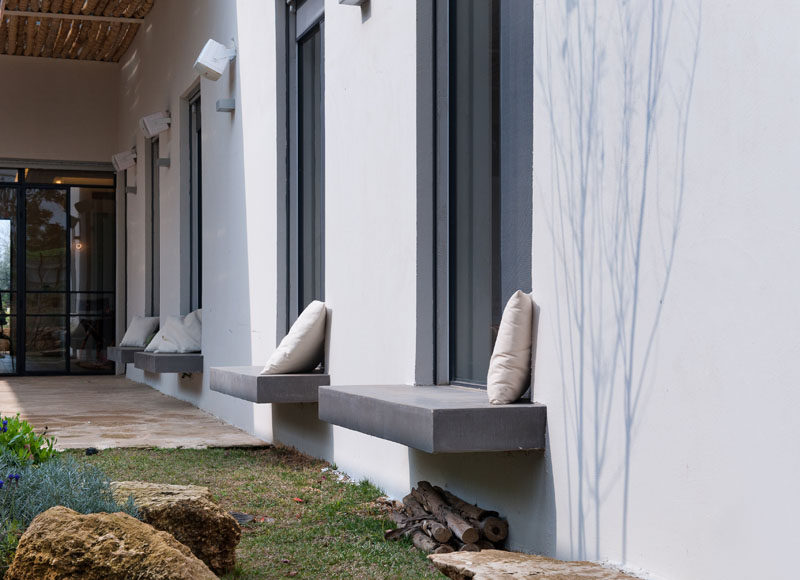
[487,290,533,405]
[144,310,202,354]
[261,301,326,375]
[119,315,160,347]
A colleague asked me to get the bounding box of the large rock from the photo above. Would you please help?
[429,550,641,580]
[112,480,240,575]
[6,506,216,580]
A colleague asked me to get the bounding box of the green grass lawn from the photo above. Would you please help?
[76,447,441,580]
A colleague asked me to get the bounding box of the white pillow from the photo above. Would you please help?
[261,301,326,375]
[144,310,202,354]
[120,316,160,347]
[487,291,533,405]
[161,310,202,353]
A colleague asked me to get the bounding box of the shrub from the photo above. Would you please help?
[0,451,137,576]
[0,413,56,465]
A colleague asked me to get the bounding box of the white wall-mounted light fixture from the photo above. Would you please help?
[216,98,236,113]
[112,148,137,172]
[125,186,137,194]
[339,0,369,5]
[157,157,171,168]
[139,111,171,139]
[194,39,237,81]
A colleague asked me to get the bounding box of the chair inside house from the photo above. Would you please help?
[210,304,331,404]
[317,296,547,454]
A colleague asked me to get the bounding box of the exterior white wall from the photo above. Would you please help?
[108,1,800,579]
[0,55,118,162]
[119,0,275,441]
[533,1,800,579]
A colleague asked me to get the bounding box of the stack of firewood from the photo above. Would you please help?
[384,481,508,554]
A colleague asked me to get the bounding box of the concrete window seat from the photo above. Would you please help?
[133,352,204,373]
[107,346,144,365]
[317,384,546,454]
[209,366,330,404]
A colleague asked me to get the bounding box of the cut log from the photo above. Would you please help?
[401,495,429,519]
[459,542,480,552]
[477,539,496,551]
[410,529,439,553]
[422,519,453,543]
[435,486,499,521]
[433,544,454,554]
[417,482,480,544]
[479,516,509,543]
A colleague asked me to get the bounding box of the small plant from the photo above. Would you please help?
[0,413,57,465]
[0,452,137,530]
[0,519,23,578]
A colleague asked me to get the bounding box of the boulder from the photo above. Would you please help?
[112,480,240,575]
[6,506,216,580]
[429,549,642,580]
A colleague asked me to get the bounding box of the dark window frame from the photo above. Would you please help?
[277,0,325,337]
[416,0,533,387]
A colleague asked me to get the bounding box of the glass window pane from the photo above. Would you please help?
[70,187,116,293]
[0,315,17,374]
[70,315,114,373]
[26,315,66,372]
[24,169,114,187]
[26,188,67,292]
[298,25,324,311]
[27,293,67,314]
[189,96,202,311]
[70,293,114,316]
[0,188,17,292]
[449,0,499,385]
[0,169,18,183]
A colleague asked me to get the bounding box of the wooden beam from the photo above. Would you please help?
[3,9,143,23]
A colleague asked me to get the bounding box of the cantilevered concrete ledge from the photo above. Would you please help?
[133,352,204,374]
[209,366,330,403]
[318,385,547,454]
[107,346,144,365]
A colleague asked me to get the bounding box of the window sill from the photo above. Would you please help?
[209,366,330,404]
[133,352,204,374]
[318,384,546,454]
[108,346,144,365]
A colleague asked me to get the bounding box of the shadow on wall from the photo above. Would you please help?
[272,403,334,461]
[537,0,701,562]
[407,428,556,555]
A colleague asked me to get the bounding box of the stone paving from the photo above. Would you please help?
[0,375,267,449]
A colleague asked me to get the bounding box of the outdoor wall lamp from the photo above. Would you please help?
[194,39,237,81]
[111,148,137,172]
[139,111,171,139]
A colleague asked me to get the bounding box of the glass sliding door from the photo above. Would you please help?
[25,187,68,373]
[0,167,115,375]
[69,186,115,372]
[0,188,17,374]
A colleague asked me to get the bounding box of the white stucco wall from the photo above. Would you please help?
[533,1,800,578]
[0,55,118,162]
[119,0,275,441]
[112,1,800,578]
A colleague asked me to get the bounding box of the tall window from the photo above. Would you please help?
[439,0,533,386]
[147,138,160,317]
[281,0,325,328]
[188,92,202,311]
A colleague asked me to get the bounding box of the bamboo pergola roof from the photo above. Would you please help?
[0,0,154,62]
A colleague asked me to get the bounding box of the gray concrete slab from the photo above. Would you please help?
[134,352,204,373]
[318,384,546,453]
[0,375,267,449]
[108,346,144,364]
[209,366,329,403]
